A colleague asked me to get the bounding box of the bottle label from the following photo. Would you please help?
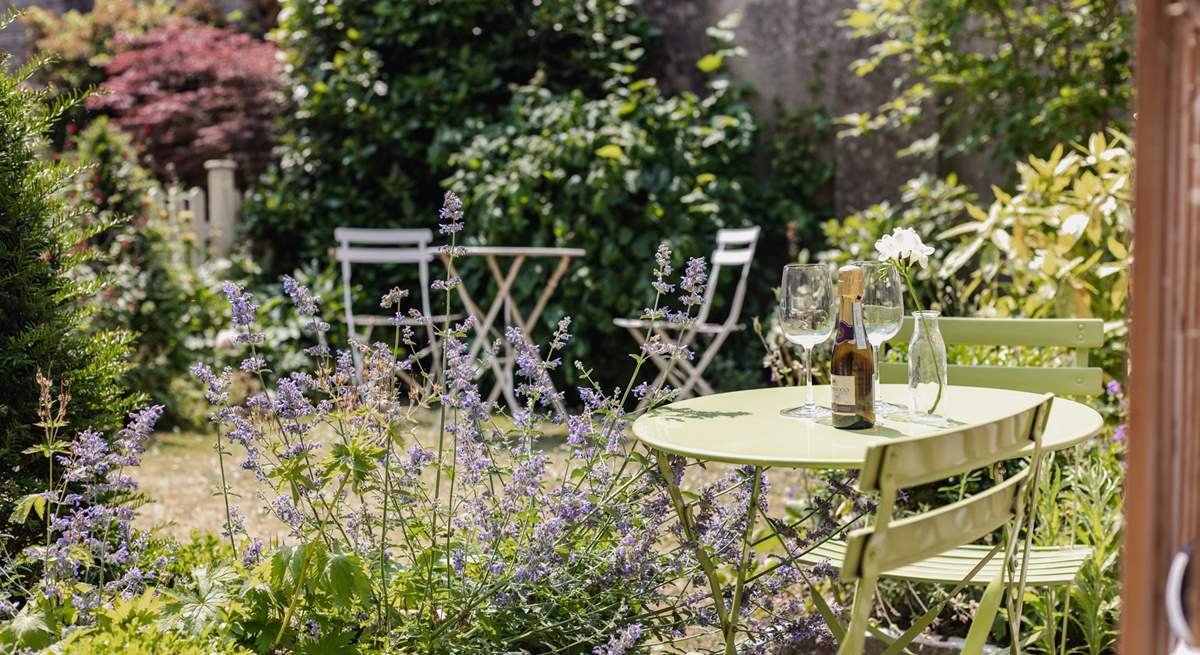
[835,320,854,343]
[832,374,856,411]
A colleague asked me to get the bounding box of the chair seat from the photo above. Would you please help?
[797,538,1092,587]
[612,317,744,334]
[350,313,464,327]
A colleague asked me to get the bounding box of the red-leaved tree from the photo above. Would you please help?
[87,19,282,186]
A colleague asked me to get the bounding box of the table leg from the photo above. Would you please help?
[440,254,519,410]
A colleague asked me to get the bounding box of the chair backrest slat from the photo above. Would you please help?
[711,249,754,266]
[858,394,1051,493]
[879,362,1102,397]
[716,227,761,245]
[843,469,1029,579]
[892,317,1103,348]
[839,393,1052,583]
[334,227,434,244]
[336,247,432,264]
[879,317,1105,396]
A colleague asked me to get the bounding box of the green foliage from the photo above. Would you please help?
[938,132,1131,322]
[937,130,1131,383]
[820,173,977,312]
[59,118,216,425]
[22,0,175,95]
[767,102,835,254]
[0,41,137,552]
[446,60,769,377]
[837,0,1131,174]
[20,0,212,146]
[1024,444,1124,655]
[246,0,655,276]
[57,592,253,655]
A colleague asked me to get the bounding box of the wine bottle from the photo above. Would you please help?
[831,264,875,430]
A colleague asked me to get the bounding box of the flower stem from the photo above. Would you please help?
[214,425,236,553]
[274,542,314,648]
[900,269,943,413]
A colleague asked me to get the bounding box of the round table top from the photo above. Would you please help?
[631,384,1104,469]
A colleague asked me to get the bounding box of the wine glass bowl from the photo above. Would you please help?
[778,263,835,419]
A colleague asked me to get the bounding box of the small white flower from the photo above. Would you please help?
[875,227,935,269]
[875,232,902,262]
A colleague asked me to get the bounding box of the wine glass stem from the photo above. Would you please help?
[872,344,880,391]
[804,346,814,407]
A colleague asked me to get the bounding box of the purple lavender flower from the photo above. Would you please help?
[679,256,708,306]
[1113,424,1128,444]
[652,242,675,295]
[191,363,231,405]
[432,276,461,291]
[595,623,642,655]
[222,281,258,328]
[438,191,464,235]
[1106,379,1123,396]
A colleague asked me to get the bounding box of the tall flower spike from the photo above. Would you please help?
[438,190,464,235]
[652,242,674,294]
[679,256,707,307]
[222,281,258,328]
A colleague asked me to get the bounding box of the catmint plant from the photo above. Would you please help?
[181,195,863,654]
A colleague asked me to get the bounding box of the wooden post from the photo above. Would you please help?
[205,159,239,258]
[1125,0,1200,651]
[187,187,207,267]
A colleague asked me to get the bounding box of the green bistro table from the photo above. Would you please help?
[631,384,1104,653]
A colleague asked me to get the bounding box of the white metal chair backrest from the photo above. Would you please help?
[334,227,436,339]
[695,226,761,327]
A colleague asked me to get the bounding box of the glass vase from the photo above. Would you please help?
[907,310,947,419]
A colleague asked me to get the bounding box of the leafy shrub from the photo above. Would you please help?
[445,46,770,378]
[768,101,836,255]
[819,173,977,312]
[0,30,138,552]
[246,0,655,276]
[22,0,177,95]
[938,132,1131,323]
[21,0,222,147]
[837,0,1132,174]
[86,18,282,186]
[57,592,252,655]
[60,118,220,425]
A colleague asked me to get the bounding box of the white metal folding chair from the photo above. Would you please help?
[613,226,761,401]
[335,228,460,379]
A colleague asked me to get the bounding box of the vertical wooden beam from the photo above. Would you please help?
[1126,1,1200,651]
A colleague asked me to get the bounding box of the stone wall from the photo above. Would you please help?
[643,0,937,217]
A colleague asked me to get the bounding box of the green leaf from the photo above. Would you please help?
[696,54,724,73]
[595,144,624,160]
[323,552,370,608]
[9,493,46,525]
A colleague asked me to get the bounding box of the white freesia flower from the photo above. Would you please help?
[875,227,935,269]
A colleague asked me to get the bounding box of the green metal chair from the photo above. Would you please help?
[878,317,1105,396]
[799,393,1093,655]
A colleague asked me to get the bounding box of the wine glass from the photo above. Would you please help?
[778,263,835,419]
[854,260,906,416]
